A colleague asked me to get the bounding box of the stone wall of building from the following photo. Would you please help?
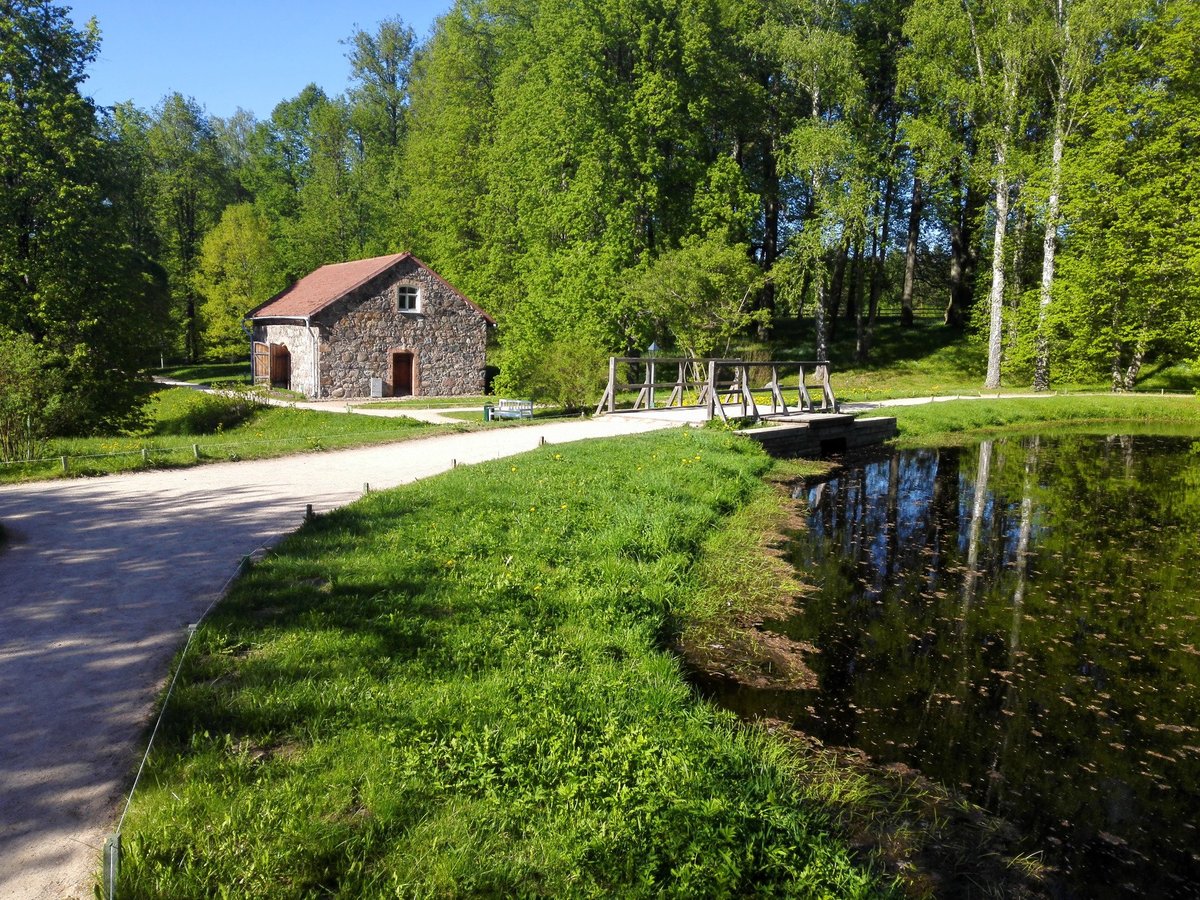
[314,258,488,399]
[251,322,319,396]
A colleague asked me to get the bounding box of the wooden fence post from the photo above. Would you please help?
[700,360,710,422]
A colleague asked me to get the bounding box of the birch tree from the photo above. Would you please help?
[760,0,869,361]
[903,0,1050,387]
[1031,0,1140,390]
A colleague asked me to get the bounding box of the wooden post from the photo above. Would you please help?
[607,357,617,413]
[666,361,684,407]
[192,444,200,459]
[705,360,716,420]
[739,363,758,419]
[61,456,68,473]
[798,364,814,410]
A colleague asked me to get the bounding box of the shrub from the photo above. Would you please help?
[0,331,67,462]
[155,387,264,436]
[522,335,610,412]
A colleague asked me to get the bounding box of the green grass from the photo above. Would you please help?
[0,388,445,483]
[118,429,889,898]
[156,361,252,386]
[365,396,493,410]
[741,318,1200,401]
[865,393,1200,444]
[442,407,580,424]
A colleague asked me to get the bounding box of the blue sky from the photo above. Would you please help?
[67,1,448,121]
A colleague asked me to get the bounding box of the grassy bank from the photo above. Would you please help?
[118,430,888,898]
[744,319,1200,400]
[156,361,252,386]
[1,388,442,484]
[865,394,1200,444]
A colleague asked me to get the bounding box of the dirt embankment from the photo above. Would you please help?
[678,471,1057,899]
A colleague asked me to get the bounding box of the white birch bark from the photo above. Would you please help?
[983,140,1010,390]
[1032,117,1064,391]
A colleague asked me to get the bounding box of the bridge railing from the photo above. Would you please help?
[595,357,837,421]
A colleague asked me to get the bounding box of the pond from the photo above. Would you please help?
[715,433,1200,897]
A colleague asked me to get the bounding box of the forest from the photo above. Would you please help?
[1,0,1198,434]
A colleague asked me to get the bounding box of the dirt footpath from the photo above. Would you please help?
[0,415,677,899]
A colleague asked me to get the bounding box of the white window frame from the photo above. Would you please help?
[396,283,421,313]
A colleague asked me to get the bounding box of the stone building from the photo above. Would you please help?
[246,253,493,399]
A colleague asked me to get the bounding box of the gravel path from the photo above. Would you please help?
[0,414,680,899]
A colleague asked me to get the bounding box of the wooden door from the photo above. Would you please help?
[270,343,291,389]
[391,352,413,396]
[252,342,270,384]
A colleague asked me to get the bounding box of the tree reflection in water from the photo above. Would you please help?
[738,434,1200,897]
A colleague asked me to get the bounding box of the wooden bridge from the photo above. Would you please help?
[595,355,896,457]
[595,356,838,422]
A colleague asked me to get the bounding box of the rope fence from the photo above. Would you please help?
[102,539,278,899]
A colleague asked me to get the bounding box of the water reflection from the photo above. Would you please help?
[732,435,1200,897]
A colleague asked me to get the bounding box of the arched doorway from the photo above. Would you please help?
[269,343,291,390]
[390,351,414,396]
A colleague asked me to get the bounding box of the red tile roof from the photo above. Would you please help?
[246,253,494,324]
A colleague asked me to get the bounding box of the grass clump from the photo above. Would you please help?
[119,429,889,898]
[868,394,1200,444]
[152,387,262,435]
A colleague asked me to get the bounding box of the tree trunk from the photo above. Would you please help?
[760,137,779,340]
[828,237,850,338]
[1121,340,1146,391]
[814,275,829,362]
[868,174,894,327]
[947,175,982,328]
[983,136,1011,390]
[856,231,871,363]
[1006,197,1027,362]
[1033,109,1065,391]
[846,240,863,324]
[901,174,923,327]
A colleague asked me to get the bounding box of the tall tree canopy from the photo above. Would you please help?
[4,0,1196,419]
[0,0,166,427]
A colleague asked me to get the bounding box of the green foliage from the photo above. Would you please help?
[194,203,283,357]
[344,17,416,155]
[146,92,235,361]
[1051,0,1200,389]
[152,387,263,436]
[0,1,167,430]
[118,430,886,896]
[626,233,768,358]
[0,331,65,461]
[518,334,610,412]
[22,0,1199,420]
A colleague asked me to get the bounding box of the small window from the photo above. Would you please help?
[397,284,420,312]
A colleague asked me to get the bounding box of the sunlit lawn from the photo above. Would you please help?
[867,393,1200,443]
[155,361,251,386]
[1,387,446,483]
[117,430,886,898]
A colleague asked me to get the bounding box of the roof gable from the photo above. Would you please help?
[246,253,494,324]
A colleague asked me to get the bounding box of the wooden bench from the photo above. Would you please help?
[492,399,534,419]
